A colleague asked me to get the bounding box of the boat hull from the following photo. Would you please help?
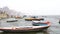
[7,20,18,22]
[25,18,44,21]
[0,26,49,32]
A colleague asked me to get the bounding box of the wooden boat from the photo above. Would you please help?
[0,21,50,32]
[7,20,18,22]
[25,18,44,21]
[6,18,18,22]
[32,21,50,26]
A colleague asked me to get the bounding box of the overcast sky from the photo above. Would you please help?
[0,0,60,15]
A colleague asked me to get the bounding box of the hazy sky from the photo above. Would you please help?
[0,0,60,15]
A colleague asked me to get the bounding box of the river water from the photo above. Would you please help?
[0,16,60,34]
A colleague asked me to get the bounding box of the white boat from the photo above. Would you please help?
[6,18,18,22]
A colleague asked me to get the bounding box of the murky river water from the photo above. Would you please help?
[0,16,60,34]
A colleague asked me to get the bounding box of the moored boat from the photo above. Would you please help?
[7,20,18,22]
[0,21,51,32]
[6,18,18,22]
[32,21,50,26]
[25,18,44,21]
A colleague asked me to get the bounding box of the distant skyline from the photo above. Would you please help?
[0,0,60,15]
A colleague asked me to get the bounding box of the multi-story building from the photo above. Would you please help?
[0,12,8,18]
